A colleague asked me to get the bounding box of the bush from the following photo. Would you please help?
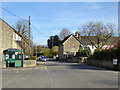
[76,46,91,57]
[108,47,120,59]
[42,48,52,57]
[25,56,36,60]
[78,46,83,56]
[51,46,58,56]
[93,49,105,59]
[93,45,120,60]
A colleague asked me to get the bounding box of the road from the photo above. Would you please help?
[2,59,118,88]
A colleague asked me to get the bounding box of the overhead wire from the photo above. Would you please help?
[0,5,47,38]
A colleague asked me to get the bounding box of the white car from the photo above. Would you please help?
[41,56,47,62]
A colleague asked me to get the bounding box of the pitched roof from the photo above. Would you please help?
[61,34,72,44]
[81,36,120,45]
[3,48,21,52]
[61,34,83,45]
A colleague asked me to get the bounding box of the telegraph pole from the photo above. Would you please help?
[52,36,53,49]
[36,44,37,58]
[29,16,31,58]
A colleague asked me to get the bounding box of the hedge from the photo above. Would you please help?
[25,56,36,60]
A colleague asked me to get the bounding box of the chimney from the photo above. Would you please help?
[24,35,26,40]
[75,31,81,40]
[78,33,81,40]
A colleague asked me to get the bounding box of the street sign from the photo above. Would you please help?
[113,59,118,65]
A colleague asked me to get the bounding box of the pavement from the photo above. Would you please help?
[2,59,119,88]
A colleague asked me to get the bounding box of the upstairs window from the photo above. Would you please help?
[71,44,76,49]
[71,44,75,49]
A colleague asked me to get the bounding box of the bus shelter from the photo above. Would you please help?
[3,48,23,67]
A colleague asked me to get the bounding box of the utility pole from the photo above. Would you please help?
[29,16,31,58]
[36,44,37,58]
[52,36,53,49]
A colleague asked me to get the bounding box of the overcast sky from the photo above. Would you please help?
[2,2,118,45]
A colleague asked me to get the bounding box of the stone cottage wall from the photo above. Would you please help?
[64,36,81,56]
[0,19,2,62]
[13,41,22,51]
[2,19,13,52]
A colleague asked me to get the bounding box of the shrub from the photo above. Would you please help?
[42,48,52,57]
[25,56,36,60]
[51,46,58,56]
[93,49,105,59]
[93,45,120,60]
[77,46,83,56]
[108,47,120,59]
[77,46,91,57]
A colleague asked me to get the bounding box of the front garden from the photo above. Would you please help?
[87,40,120,70]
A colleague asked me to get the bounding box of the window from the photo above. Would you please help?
[12,54,15,59]
[71,44,75,48]
[5,54,9,59]
[13,32,16,40]
[71,44,76,49]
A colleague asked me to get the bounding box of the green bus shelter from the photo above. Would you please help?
[3,48,23,67]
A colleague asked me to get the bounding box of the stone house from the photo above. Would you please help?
[58,31,119,60]
[0,18,32,61]
[58,34,83,60]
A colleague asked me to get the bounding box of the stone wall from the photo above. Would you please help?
[23,60,36,67]
[0,19,2,62]
[0,60,6,68]
[87,59,120,70]
[2,19,13,52]
[66,57,87,63]
[66,57,80,63]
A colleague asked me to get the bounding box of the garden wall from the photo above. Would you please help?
[65,57,87,63]
[0,60,6,68]
[87,59,120,70]
[23,60,36,67]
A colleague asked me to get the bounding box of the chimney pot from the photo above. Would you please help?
[78,33,81,40]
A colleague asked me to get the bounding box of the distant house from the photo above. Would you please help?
[0,18,32,60]
[80,36,119,54]
[58,33,83,60]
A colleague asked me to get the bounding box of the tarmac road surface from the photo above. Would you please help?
[2,59,118,88]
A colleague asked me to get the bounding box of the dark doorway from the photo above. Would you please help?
[9,63,15,67]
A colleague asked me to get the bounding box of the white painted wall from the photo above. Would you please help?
[13,32,21,41]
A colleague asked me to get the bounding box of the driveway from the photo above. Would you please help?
[2,59,118,88]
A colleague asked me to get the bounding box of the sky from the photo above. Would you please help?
[1,2,118,45]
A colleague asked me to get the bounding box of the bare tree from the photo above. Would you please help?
[14,20,34,55]
[14,20,29,39]
[79,21,117,49]
[59,28,71,40]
